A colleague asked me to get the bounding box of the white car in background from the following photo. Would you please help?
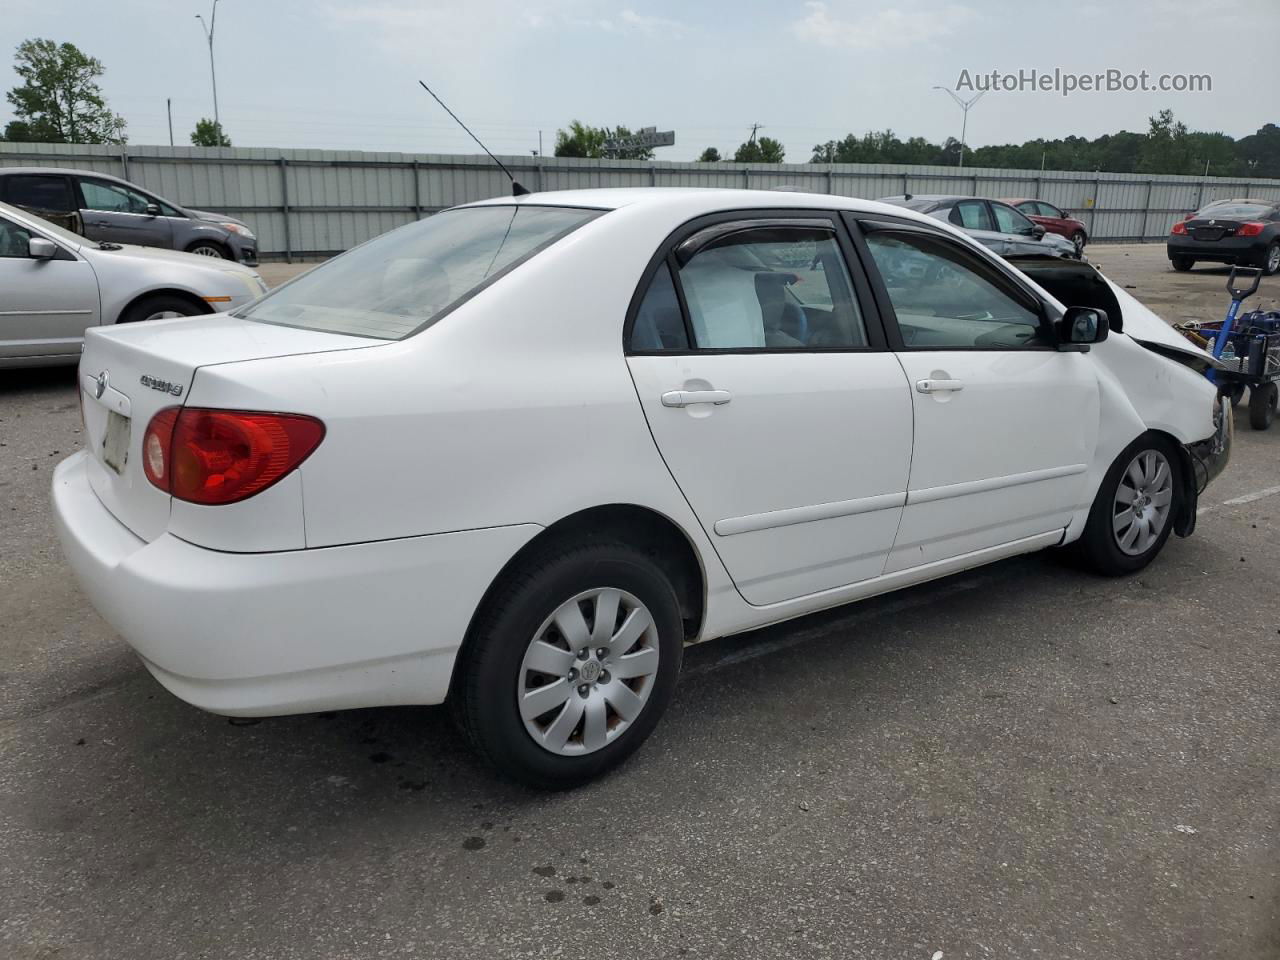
[52,188,1230,788]
[0,201,267,369]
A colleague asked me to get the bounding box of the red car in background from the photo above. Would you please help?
[1000,198,1088,255]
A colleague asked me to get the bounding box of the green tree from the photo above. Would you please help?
[191,118,231,147]
[4,38,126,143]
[734,136,784,163]
[553,120,653,159]
[697,146,722,162]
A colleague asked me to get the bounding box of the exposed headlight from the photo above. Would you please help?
[220,222,256,240]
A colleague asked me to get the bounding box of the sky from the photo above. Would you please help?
[2,0,1276,162]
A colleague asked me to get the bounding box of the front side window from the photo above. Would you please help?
[676,225,867,349]
[78,179,154,214]
[950,201,993,231]
[241,205,598,339]
[0,217,34,258]
[992,203,1036,236]
[4,175,74,213]
[863,231,1046,350]
[1039,202,1065,218]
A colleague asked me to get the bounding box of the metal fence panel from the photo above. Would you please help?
[3,142,1279,259]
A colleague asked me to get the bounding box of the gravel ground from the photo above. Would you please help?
[1,242,1278,959]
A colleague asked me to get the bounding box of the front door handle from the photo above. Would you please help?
[661,389,732,408]
[915,378,964,394]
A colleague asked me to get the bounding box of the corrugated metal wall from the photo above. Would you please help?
[4,141,1279,259]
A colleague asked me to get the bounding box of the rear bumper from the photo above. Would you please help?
[1167,237,1268,264]
[52,451,540,716]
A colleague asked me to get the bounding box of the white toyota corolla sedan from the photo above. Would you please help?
[53,188,1230,787]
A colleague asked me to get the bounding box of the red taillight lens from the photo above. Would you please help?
[1171,221,1188,235]
[142,408,324,505]
[1237,221,1265,237]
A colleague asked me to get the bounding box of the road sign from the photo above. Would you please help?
[602,126,675,155]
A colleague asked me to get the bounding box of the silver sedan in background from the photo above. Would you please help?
[0,201,267,369]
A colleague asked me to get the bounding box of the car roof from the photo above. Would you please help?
[0,166,132,183]
[461,186,948,221]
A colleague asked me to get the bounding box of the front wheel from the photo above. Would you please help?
[1079,437,1181,576]
[452,541,683,789]
[187,241,229,259]
[118,293,203,324]
[1071,231,1087,254]
[1171,256,1195,272]
[1248,382,1278,430]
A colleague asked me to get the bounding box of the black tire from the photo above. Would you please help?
[1260,242,1280,277]
[1071,230,1087,254]
[452,540,684,789]
[186,240,229,260]
[1171,256,1195,272]
[118,293,204,324]
[1222,383,1245,408]
[1248,382,1278,430]
[1078,434,1182,576]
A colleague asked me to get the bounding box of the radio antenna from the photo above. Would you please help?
[418,80,530,196]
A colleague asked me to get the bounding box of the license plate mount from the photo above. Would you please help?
[103,410,130,475]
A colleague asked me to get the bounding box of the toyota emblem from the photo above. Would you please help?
[94,371,108,399]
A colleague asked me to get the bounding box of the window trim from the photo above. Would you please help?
[624,208,891,356]
[843,213,1059,354]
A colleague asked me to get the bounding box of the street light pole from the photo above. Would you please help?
[196,0,221,140]
[932,86,985,170]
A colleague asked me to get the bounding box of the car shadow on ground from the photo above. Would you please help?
[0,365,78,398]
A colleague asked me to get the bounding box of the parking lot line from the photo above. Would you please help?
[1198,483,1280,516]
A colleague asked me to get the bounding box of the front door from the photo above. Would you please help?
[0,215,100,360]
[75,177,174,248]
[625,215,914,606]
[852,221,1100,572]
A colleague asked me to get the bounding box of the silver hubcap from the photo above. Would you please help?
[1113,450,1173,556]
[142,310,187,322]
[1268,246,1279,273]
[518,588,660,756]
[193,245,222,257]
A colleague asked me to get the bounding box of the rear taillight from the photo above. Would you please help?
[1171,221,1188,235]
[142,407,325,505]
[1237,222,1265,237]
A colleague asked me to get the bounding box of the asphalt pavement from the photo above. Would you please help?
[2,244,1277,959]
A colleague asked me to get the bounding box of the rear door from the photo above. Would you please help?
[0,213,99,360]
[75,176,174,248]
[847,216,1100,572]
[1,172,81,232]
[625,213,914,606]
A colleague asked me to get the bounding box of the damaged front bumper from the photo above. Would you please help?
[1175,394,1233,537]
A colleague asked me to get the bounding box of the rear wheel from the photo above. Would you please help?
[1260,242,1280,277]
[1079,436,1180,576]
[1248,382,1278,430]
[1171,256,1195,272]
[453,540,683,789]
[118,293,204,324]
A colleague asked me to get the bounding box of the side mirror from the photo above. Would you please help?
[28,237,57,260]
[1031,223,1047,239]
[1056,306,1109,351]
[144,203,160,217]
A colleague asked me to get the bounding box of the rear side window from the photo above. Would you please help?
[950,201,993,231]
[630,263,690,351]
[241,205,599,340]
[4,174,74,213]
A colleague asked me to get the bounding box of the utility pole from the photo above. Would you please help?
[196,0,221,140]
[932,86,985,169]
[748,123,762,145]
[167,98,174,146]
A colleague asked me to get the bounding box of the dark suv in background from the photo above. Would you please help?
[0,167,257,265]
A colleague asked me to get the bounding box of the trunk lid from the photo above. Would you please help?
[79,314,377,542]
[1186,217,1246,242]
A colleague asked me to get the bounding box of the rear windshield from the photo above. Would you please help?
[1197,202,1272,219]
[239,205,599,339]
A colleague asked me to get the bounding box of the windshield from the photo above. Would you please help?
[1197,202,1272,219]
[240,205,600,339]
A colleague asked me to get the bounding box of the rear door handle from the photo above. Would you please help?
[661,389,732,408]
[915,378,964,394]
